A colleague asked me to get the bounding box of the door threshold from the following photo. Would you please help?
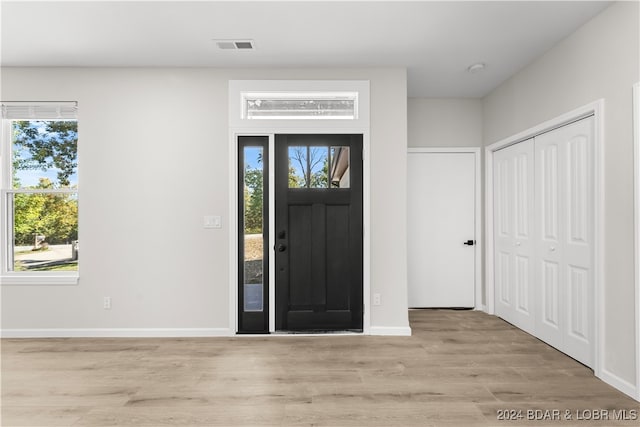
[274,329,363,335]
[236,330,363,337]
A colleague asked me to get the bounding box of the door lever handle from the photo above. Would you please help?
[463,240,475,246]
[277,244,287,252]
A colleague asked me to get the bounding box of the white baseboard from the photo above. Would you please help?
[2,327,415,338]
[598,368,639,401]
[369,326,412,336]
[1,328,232,338]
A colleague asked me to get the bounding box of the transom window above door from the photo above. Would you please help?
[228,80,370,130]
[242,92,358,120]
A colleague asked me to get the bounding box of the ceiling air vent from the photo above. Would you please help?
[214,40,254,50]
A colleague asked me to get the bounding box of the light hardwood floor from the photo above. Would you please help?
[2,310,639,426]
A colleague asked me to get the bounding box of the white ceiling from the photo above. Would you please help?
[1,1,611,98]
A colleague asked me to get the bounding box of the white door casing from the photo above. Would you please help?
[633,82,640,401]
[493,140,536,334]
[407,150,478,308]
[228,80,372,334]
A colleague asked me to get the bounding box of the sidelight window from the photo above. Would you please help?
[237,136,269,332]
[242,145,265,312]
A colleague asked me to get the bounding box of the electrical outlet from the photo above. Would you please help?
[103,297,111,310]
[373,293,381,306]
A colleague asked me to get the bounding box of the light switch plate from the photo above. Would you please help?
[204,215,222,229]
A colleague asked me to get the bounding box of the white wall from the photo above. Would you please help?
[408,98,482,147]
[1,67,409,333]
[484,2,639,390]
[407,98,485,306]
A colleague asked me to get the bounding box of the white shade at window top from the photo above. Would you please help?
[242,92,357,119]
[1,102,77,120]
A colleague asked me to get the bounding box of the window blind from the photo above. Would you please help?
[242,92,357,120]
[1,102,77,120]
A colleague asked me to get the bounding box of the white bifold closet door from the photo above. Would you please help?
[493,116,594,368]
[534,117,594,367]
[493,139,535,334]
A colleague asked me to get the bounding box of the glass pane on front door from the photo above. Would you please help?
[288,146,330,188]
[287,146,351,189]
[330,146,350,188]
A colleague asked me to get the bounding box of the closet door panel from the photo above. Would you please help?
[534,133,563,348]
[494,139,535,333]
[562,118,594,367]
[534,117,594,367]
[494,149,514,317]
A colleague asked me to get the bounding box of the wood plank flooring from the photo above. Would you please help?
[2,310,639,426]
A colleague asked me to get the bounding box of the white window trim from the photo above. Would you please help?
[1,103,79,286]
[229,80,371,334]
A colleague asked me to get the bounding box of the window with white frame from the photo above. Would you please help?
[229,81,370,130]
[1,102,78,283]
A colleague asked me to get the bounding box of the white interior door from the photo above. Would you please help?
[493,140,535,333]
[535,117,594,367]
[408,151,476,308]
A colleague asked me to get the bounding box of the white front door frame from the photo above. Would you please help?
[407,147,482,310]
[230,128,371,334]
[228,79,371,335]
[485,99,604,378]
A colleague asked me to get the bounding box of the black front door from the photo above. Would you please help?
[275,134,363,331]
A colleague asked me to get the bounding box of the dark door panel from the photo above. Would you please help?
[275,134,363,331]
